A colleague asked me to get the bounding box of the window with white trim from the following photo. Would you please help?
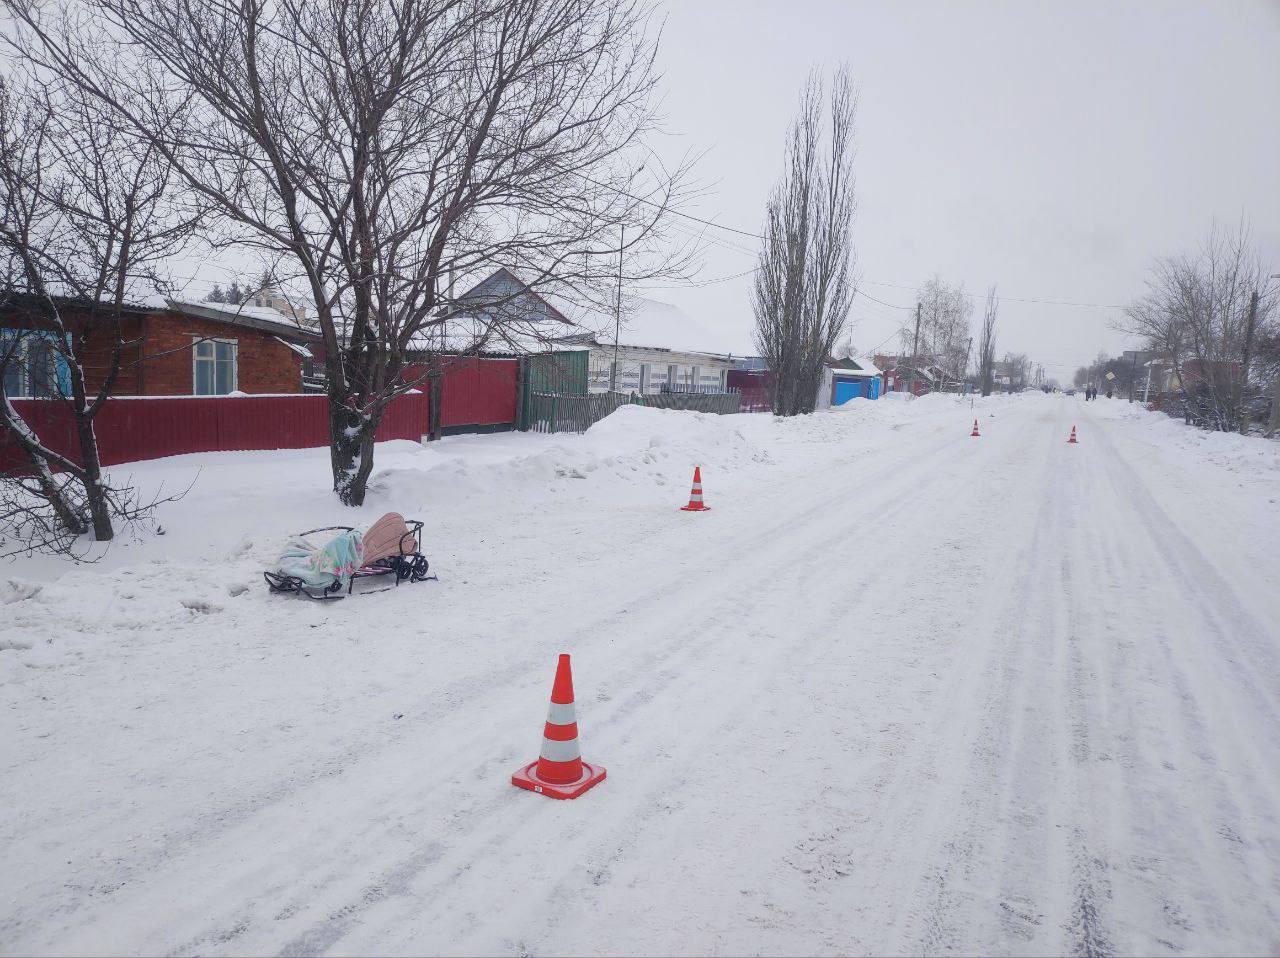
[193,338,238,395]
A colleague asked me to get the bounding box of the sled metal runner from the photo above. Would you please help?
[263,519,436,600]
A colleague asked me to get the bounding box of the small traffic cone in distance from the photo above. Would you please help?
[970,418,981,438]
[1068,425,1078,444]
[681,466,711,511]
[512,654,606,800]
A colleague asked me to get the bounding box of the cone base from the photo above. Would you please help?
[512,760,607,800]
[680,503,710,511]
[970,432,980,438]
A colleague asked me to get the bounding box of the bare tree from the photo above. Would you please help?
[978,285,998,396]
[897,275,972,392]
[10,0,692,505]
[1001,351,1032,392]
[0,76,198,554]
[753,67,857,416]
[1121,221,1277,431]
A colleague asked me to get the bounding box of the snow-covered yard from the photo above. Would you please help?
[2,393,1279,956]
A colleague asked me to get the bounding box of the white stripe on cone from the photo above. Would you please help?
[545,701,577,725]
[540,736,582,763]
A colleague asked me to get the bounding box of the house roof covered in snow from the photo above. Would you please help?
[553,295,747,359]
[166,299,321,342]
[830,358,883,377]
[423,268,749,360]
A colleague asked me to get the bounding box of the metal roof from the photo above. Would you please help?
[165,299,322,342]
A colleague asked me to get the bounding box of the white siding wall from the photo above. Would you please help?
[586,345,736,394]
[816,367,834,410]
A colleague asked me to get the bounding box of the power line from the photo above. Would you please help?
[856,288,914,310]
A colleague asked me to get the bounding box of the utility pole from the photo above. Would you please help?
[962,335,973,395]
[1128,351,1137,402]
[611,225,624,393]
[1238,290,1258,432]
[908,302,921,395]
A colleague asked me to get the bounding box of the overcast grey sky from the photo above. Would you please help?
[638,0,1280,380]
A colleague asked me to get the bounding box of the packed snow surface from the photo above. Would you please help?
[2,393,1279,955]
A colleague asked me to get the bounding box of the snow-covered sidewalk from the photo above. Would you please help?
[2,393,1278,955]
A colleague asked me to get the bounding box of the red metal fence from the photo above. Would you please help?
[402,356,519,428]
[1,393,428,472]
[727,369,775,413]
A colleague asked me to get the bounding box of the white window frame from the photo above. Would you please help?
[192,337,239,395]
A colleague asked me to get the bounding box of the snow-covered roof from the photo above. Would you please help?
[563,295,745,358]
[831,359,883,377]
[273,336,314,359]
[166,299,321,342]
[404,313,589,356]
[420,269,751,359]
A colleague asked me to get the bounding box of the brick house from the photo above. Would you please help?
[1,296,319,398]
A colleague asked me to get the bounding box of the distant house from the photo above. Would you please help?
[1141,356,1241,397]
[412,267,593,399]
[1,294,319,398]
[441,268,744,395]
[242,286,308,325]
[873,354,944,395]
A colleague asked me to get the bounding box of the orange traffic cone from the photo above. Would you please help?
[1068,425,1078,444]
[512,654,607,800]
[970,418,981,438]
[681,466,711,511]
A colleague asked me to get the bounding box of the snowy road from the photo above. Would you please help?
[3,395,1279,955]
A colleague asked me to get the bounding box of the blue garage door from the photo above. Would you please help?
[833,379,864,405]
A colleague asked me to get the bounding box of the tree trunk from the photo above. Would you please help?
[1266,373,1280,438]
[73,414,113,540]
[0,397,86,534]
[330,422,379,506]
[28,454,87,535]
[329,392,384,507]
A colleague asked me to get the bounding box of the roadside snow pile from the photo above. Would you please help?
[368,405,777,511]
[370,396,980,511]
[1090,398,1280,482]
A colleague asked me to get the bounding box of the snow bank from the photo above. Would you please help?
[1086,396,1280,482]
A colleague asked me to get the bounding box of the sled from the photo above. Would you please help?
[263,513,436,600]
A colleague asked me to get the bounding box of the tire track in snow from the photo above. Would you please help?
[5,415,969,955]
[1074,408,1280,952]
[261,417,990,957]
[899,405,1087,956]
[37,415,971,956]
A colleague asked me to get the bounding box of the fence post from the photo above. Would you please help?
[514,356,527,431]
[550,394,557,433]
